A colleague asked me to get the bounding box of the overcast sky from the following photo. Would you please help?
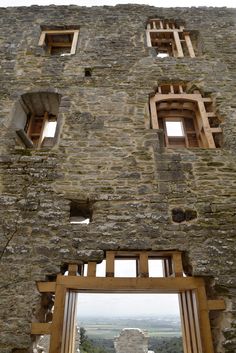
[77,293,180,317]
[1,0,236,7]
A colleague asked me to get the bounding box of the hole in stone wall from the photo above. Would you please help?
[84,68,92,77]
[172,208,197,223]
[70,200,93,224]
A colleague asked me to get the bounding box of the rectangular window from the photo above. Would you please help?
[25,112,57,148]
[39,29,79,56]
[146,19,196,58]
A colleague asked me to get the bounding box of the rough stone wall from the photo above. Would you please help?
[114,328,150,353]
[0,4,236,353]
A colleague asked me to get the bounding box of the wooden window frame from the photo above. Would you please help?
[24,111,57,149]
[146,19,195,58]
[32,250,225,353]
[38,29,79,55]
[150,85,222,149]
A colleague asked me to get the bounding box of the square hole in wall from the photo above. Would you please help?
[84,68,92,77]
[70,200,93,224]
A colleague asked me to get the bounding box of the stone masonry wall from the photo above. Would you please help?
[0,4,236,353]
[114,328,152,353]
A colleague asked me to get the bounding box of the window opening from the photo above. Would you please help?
[39,28,79,56]
[146,19,196,58]
[166,120,185,137]
[148,259,164,277]
[157,52,170,58]
[32,251,226,353]
[115,259,137,278]
[77,292,182,353]
[149,84,223,148]
[70,200,92,224]
[15,92,61,149]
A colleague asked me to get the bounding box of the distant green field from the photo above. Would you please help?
[79,316,182,340]
[84,326,181,339]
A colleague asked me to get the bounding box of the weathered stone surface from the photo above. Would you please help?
[114,328,150,353]
[0,4,236,353]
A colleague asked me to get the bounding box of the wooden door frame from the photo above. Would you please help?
[32,251,225,353]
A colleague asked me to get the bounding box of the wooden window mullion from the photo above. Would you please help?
[49,282,67,353]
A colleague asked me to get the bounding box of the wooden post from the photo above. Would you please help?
[38,31,46,46]
[173,31,184,57]
[71,30,79,55]
[68,264,78,276]
[196,286,214,353]
[179,292,192,353]
[49,281,67,353]
[184,33,195,58]
[138,252,149,277]
[197,101,216,148]
[149,97,159,129]
[172,252,183,277]
[106,251,115,277]
[87,262,97,277]
[146,30,152,47]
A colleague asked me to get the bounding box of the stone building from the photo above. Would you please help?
[114,328,154,353]
[0,4,236,353]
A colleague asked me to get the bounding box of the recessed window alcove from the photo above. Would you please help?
[149,84,223,148]
[12,91,61,149]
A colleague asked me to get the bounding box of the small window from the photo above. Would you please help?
[25,112,57,148]
[149,84,223,148]
[146,19,196,58]
[165,120,184,137]
[39,28,79,56]
[70,201,92,224]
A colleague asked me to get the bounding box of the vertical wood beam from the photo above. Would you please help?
[68,264,78,276]
[184,33,195,58]
[186,291,198,353]
[173,31,184,57]
[179,292,192,353]
[87,262,97,277]
[38,31,46,46]
[49,281,67,353]
[150,97,159,129]
[172,252,183,277]
[146,30,152,47]
[106,251,115,277]
[197,101,216,148]
[192,291,203,353]
[71,30,79,55]
[196,286,214,353]
[138,252,149,277]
